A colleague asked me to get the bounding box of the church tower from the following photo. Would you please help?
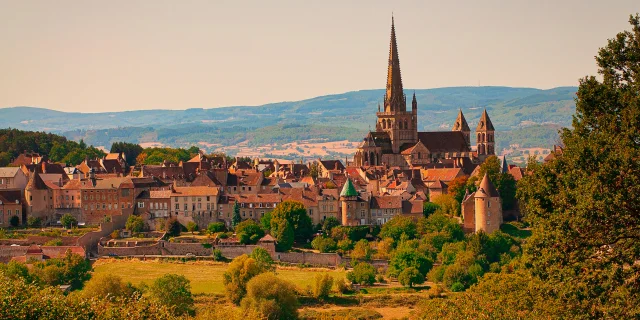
[376,16,417,153]
[476,109,495,161]
[452,109,471,148]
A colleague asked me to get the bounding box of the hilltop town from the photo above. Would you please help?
[1,11,638,320]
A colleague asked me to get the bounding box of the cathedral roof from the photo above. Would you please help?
[476,173,500,198]
[452,109,471,132]
[340,178,358,197]
[417,131,470,153]
[369,132,393,153]
[476,109,495,131]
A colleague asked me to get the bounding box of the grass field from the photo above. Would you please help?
[92,259,346,294]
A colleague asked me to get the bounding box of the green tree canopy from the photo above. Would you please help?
[236,220,265,245]
[148,274,194,316]
[270,200,313,243]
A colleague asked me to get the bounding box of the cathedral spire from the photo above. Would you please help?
[476,108,495,131]
[385,15,405,112]
[452,109,470,132]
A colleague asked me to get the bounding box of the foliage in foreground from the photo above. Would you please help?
[241,273,299,320]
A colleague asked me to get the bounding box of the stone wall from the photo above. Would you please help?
[276,252,343,267]
[77,213,129,256]
[98,241,211,257]
[0,235,79,246]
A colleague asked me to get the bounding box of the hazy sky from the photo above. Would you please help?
[1,1,638,113]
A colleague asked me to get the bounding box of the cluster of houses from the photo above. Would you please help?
[0,145,547,235]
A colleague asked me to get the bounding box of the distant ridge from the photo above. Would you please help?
[0,86,576,154]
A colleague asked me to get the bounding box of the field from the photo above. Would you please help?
[92,259,346,294]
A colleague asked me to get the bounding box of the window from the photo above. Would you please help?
[488,201,491,208]
[7,210,11,216]
[175,203,179,210]
[361,210,365,217]
[138,202,144,208]
[184,204,188,210]
[206,196,210,201]
[121,189,130,196]
[360,203,364,207]
[248,187,252,191]
[198,203,202,209]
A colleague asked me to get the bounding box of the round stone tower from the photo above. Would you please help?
[340,178,359,226]
[474,173,502,233]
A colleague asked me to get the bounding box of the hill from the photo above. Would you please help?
[0,86,576,161]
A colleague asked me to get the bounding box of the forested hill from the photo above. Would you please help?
[0,86,576,153]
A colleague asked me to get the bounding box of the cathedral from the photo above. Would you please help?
[353,18,496,169]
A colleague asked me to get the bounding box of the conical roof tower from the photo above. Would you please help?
[384,16,406,112]
[476,109,495,131]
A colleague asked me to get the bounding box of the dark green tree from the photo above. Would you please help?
[232,200,241,228]
[149,274,194,316]
[270,200,313,242]
[236,220,265,245]
[110,142,143,166]
[517,14,640,318]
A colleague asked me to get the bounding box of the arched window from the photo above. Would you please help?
[477,133,481,141]
[478,144,485,154]
[364,152,369,165]
[370,152,376,165]
[381,120,386,129]
[386,119,391,129]
[404,120,408,130]
[482,133,486,142]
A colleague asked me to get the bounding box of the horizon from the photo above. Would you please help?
[0,1,637,112]
[4,85,577,114]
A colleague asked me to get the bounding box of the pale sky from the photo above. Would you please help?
[1,0,638,112]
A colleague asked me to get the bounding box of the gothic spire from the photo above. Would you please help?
[452,109,470,132]
[385,16,405,112]
[476,108,495,131]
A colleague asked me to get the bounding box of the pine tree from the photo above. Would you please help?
[232,200,241,228]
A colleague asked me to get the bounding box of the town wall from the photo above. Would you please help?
[77,212,129,256]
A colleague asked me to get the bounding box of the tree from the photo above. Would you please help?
[148,274,194,316]
[27,217,41,228]
[223,254,270,305]
[270,200,313,242]
[313,273,334,300]
[232,200,241,228]
[9,215,19,227]
[321,216,340,235]
[516,15,640,317]
[60,214,76,229]
[379,215,417,242]
[0,260,32,283]
[207,222,225,234]
[31,250,91,289]
[241,273,299,320]
[422,202,439,218]
[250,247,275,271]
[311,236,337,253]
[387,243,433,279]
[447,175,470,204]
[165,218,181,237]
[125,215,145,233]
[431,194,460,216]
[350,239,372,261]
[110,142,143,166]
[81,273,136,301]
[346,262,376,285]
[309,162,320,179]
[236,220,265,245]
[186,221,198,234]
[398,267,424,288]
[260,211,272,231]
[270,218,294,251]
[475,156,517,210]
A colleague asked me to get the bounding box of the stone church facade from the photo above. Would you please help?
[353,18,496,170]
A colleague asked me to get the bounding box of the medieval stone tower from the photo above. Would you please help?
[476,109,495,161]
[340,178,359,226]
[474,173,502,233]
[375,17,417,154]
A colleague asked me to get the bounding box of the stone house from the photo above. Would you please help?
[0,190,23,227]
[0,167,28,191]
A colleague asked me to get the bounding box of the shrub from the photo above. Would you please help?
[427,285,444,298]
[427,265,446,283]
[81,273,136,301]
[31,251,91,290]
[423,202,440,218]
[398,267,425,288]
[125,215,145,232]
[110,230,120,239]
[346,262,376,285]
[313,273,334,300]
[212,249,224,261]
[207,222,225,234]
[165,218,181,237]
[250,247,275,271]
[337,239,354,254]
[9,215,20,227]
[321,216,340,235]
[27,217,42,228]
[241,273,299,320]
[186,221,198,234]
[223,254,270,305]
[334,277,352,294]
[376,274,385,284]
[148,274,194,316]
[450,282,465,292]
[60,214,76,229]
[44,238,63,246]
[236,220,265,245]
[311,236,337,253]
[350,239,372,261]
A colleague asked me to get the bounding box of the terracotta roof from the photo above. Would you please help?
[230,170,262,186]
[83,177,133,190]
[105,153,122,160]
[320,160,345,171]
[417,131,470,153]
[428,179,447,190]
[259,234,276,242]
[26,172,48,190]
[150,190,172,199]
[476,173,500,198]
[0,167,21,178]
[422,168,464,182]
[26,244,43,254]
[191,171,223,187]
[402,200,423,215]
[62,179,82,190]
[371,196,402,209]
[0,190,22,204]
[400,144,417,155]
[280,187,319,208]
[509,166,525,181]
[172,186,219,197]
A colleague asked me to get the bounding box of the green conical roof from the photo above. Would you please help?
[340,178,358,197]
